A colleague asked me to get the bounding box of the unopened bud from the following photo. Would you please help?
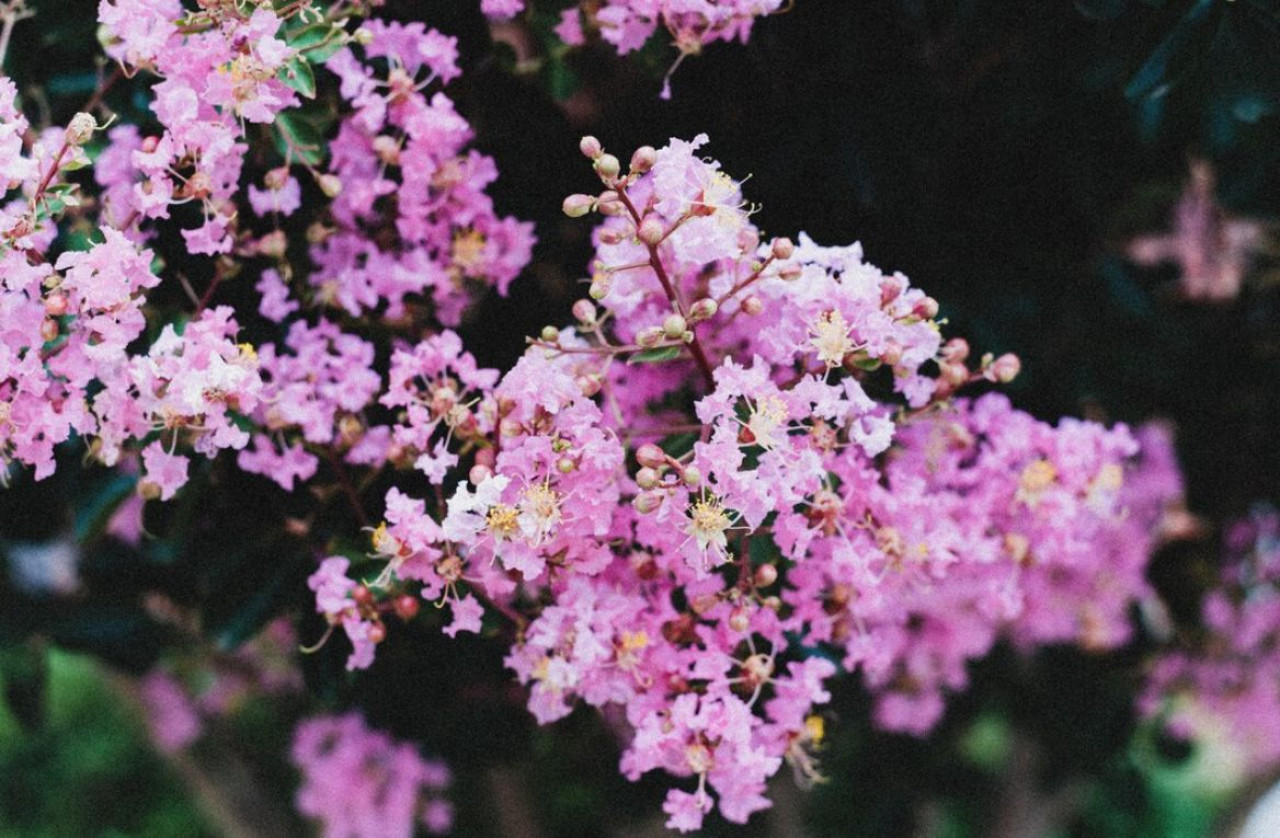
[633,492,662,514]
[469,464,493,485]
[572,299,597,323]
[264,166,289,190]
[728,606,751,633]
[372,135,400,165]
[367,622,387,644]
[636,326,664,348]
[942,338,969,363]
[662,313,687,340]
[43,292,68,317]
[941,361,969,388]
[990,353,1021,384]
[352,27,374,46]
[499,418,524,438]
[557,457,576,474]
[588,276,610,300]
[40,317,59,342]
[579,135,602,159]
[637,216,664,245]
[257,229,287,259]
[594,153,621,181]
[681,465,701,486]
[880,276,904,307]
[913,296,939,320]
[737,228,760,253]
[636,443,666,469]
[779,263,802,281]
[741,296,764,316]
[575,374,602,398]
[562,193,595,218]
[629,145,656,174]
[771,237,794,260]
[636,467,660,490]
[688,298,718,323]
[394,594,420,621]
[754,564,778,588]
[317,173,343,198]
[881,339,903,367]
[540,325,560,343]
[597,227,625,245]
[65,112,97,146]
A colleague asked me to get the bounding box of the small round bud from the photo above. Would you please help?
[636,443,666,469]
[562,193,595,218]
[762,595,782,612]
[352,585,375,608]
[754,564,778,588]
[557,457,576,474]
[737,228,760,253]
[881,339,904,367]
[575,375,602,398]
[317,173,343,198]
[770,237,795,260]
[469,464,493,485]
[572,299,597,324]
[474,447,496,468]
[688,298,718,323]
[394,595,420,621]
[140,135,160,154]
[263,166,290,190]
[637,216,665,245]
[913,296,939,320]
[741,296,764,316]
[579,135,603,159]
[662,313,687,340]
[778,263,802,281]
[636,326,664,348]
[367,622,387,644]
[372,135,400,165]
[941,361,969,388]
[630,146,657,174]
[65,112,97,146]
[636,467,660,490]
[728,606,751,634]
[257,230,287,259]
[499,418,524,438]
[990,353,1021,384]
[598,227,626,245]
[681,465,701,486]
[633,492,662,514]
[352,27,374,46]
[880,276,905,307]
[43,292,68,317]
[594,153,621,181]
[39,317,59,342]
[540,325,560,343]
[597,198,626,217]
[942,338,970,363]
[589,276,610,300]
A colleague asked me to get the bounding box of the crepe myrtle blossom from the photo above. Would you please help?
[295,135,1177,831]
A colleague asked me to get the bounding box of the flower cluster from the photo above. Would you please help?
[1141,507,1280,776]
[482,1,785,97]
[291,712,454,838]
[305,135,1177,830]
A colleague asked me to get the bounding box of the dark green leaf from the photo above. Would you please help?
[277,57,316,99]
[628,345,683,364]
[0,642,48,731]
[72,473,137,544]
[273,110,327,166]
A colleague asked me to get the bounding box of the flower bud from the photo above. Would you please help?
[754,563,778,588]
[741,296,764,316]
[40,317,59,342]
[598,227,625,245]
[352,585,375,608]
[474,447,496,468]
[317,173,343,198]
[662,313,687,340]
[633,492,662,514]
[762,595,782,612]
[394,595,420,621]
[778,263,802,281]
[728,606,751,633]
[880,338,903,367]
[499,417,524,438]
[637,216,664,245]
[942,338,970,363]
[572,299,597,324]
[575,374,602,398]
[771,237,794,260]
[43,292,68,317]
[594,153,621,181]
[636,326,664,348]
[557,457,576,474]
[737,228,760,253]
[367,622,387,644]
[681,465,701,486]
[352,27,374,46]
[941,360,969,387]
[579,135,602,159]
[469,464,493,485]
[880,276,904,307]
[64,112,97,146]
[562,193,595,218]
[636,443,666,469]
[688,298,718,323]
[636,467,660,490]
[629,145,657,174]
[588,276,610,300]
[264,166,290,190]
[913,296,939,320]
[540,325,560,343]
[990,353,1021,384]
[257,229,287,259]
[372,135,400,165]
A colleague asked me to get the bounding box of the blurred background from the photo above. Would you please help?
[2,0,1279,835]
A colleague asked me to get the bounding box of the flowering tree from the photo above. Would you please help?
[1,1,1278,836]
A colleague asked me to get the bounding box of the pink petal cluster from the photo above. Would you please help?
[306,136,1179,831]
[1141,507,1280,774]
[315,21,534,324]
[291,712,453,838]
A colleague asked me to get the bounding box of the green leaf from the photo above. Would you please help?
[288,22,335,50]
[628,345,683,364]
[72,473,137,544]
[278,57,316,99]
[273,110,327,166]
[0,642,48,732]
